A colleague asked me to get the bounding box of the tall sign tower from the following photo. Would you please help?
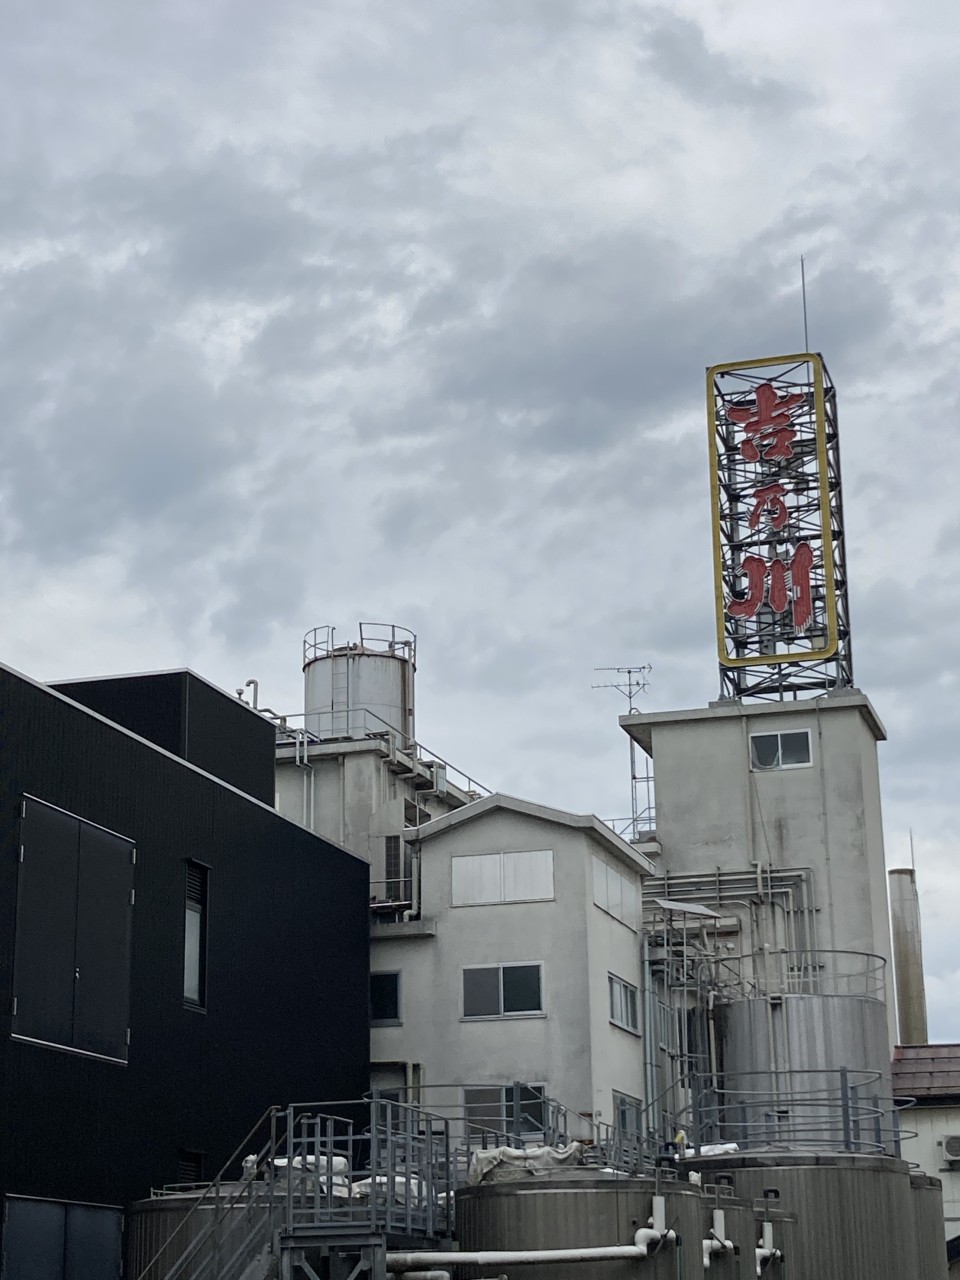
[707,352,853,701]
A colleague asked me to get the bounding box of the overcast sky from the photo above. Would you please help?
[5,1,960,1036]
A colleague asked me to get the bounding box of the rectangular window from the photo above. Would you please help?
[462,963,543,1018]
[614,1090,643,1138]
[464,1084,546,1137]
[452,850,554,906]
[592,856,638,929]
[184,861,208,1008]
[12,797,135,1063]
[609,974,640,1033]
[371,971,401,1024]
[749,729,812,771]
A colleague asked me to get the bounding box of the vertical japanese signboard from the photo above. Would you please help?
[707,353,843,687]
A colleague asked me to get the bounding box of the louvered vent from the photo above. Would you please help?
[186,862,206,905]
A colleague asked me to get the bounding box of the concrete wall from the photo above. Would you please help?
[622,693,895,1044]
[371,808,646,1122]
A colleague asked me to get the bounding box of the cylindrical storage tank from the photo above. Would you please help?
[126,1193,274,1280]
[718,960,893,1148]
[455,1173,704,1280]
[908,1172,949,1280]
[685,1152,936,1280]
[303,623,416,743]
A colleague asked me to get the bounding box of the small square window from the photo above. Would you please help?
[463,966,501,1018]
[750,729,811,771]
[371,972,401,1024]
[502,964,542,1014]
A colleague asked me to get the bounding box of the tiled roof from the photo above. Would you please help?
[893,1045,960,1098]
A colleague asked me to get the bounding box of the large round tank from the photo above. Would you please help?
[127,1192,270,1280]
[908,1171,949,1279]
[455,1172,704,1280]
[717,950,893,1147]
[685,1152,946,1280]
[303,623,416,743]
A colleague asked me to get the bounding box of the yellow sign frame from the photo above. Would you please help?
[706,352,839,668]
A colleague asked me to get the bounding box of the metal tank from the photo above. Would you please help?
[303,623,416,743]
[909,1172,949,1280]
[716,948,893,1145]
[455,1172,705,1280]
[126,1191,268,1280]
[685,1151,947,1280]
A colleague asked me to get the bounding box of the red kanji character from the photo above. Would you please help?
[748,482,789,531]
[726,542,815,631]
[728,383,804,462]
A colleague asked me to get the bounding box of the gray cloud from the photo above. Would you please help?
[3,0,960,1032]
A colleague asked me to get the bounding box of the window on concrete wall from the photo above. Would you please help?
[462,963,543,1018]
[749,729,812,771]
[592,856,638,929]
[614,1090,643,1138]
[464,1084,546,1137]
[608,974,640,1033]
[452,850,554,906]
[371,971,401,1024]
[183,861,208,1008]
[12,797,135,1063]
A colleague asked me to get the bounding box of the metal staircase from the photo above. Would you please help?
[134,1100,454,1280]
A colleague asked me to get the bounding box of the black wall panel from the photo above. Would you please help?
[181,673,276,806]
[0,665,369,1224]
[12,802,79,1048]
[50,671,276,806]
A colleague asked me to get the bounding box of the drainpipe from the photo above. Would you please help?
[702,1209,734,1268]
[755,1221,782,1274]
[642,931,658,1135]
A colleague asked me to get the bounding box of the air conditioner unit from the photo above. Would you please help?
[942,1135,960,1164]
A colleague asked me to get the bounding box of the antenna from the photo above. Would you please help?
[593,665,654,841]
[800,255,810,351]
[909,828,916,871]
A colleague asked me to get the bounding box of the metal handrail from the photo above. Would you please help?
[716,949,886,1002]
[277,705,490,798]
[139,1100,456,1280]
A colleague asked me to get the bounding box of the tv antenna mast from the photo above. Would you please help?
[593,665,654,842]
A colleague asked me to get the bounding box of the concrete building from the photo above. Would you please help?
[620,690,897,1048]
[368,792,655,1131]
[273,625,658,1137]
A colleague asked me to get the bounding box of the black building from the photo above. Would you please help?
[0,663,370,1279]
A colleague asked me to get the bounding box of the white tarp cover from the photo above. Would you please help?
[468,1142,586,1186]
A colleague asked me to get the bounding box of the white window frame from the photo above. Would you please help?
[592,855,639,930]
[451,850,554,907]
[749,728,812,772]
[462,962,544,1020]
[608,973,640,1034]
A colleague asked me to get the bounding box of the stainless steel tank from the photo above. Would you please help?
[686,1151,946,1280]
[455,1172,705,1280]
[909,1171,949,1280]
[303,623,416,742]
[697,1182,796,1277]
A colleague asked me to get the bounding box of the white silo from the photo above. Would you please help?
[303,623,416,745]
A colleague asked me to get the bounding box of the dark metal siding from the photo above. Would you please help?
[181,673,276,806]
[49,672,276,805]
[0,664,369,1219]
[51,673,186,758]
